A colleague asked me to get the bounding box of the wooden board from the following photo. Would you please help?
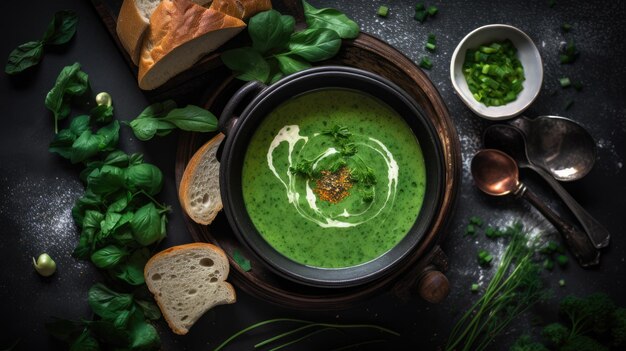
[175,33,461,310]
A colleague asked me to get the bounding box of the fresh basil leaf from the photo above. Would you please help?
[69,329,100,351]
[249,10,295,54]
[288,28,341,62]
[87,165,125,195]
[112,248,149,285]
[130,203,163,245]
[275,54,312,75]
[90,104,114,124]
[45,63,90,132]
[135,299,161,320]
[70,130,103,164]
[302,0,359,39]
[162,105,218,132]
[129,153,144,166]
[4,41,44,75]
[125,163,163,196]
[222,47,271,82]
[112,306,134,329]
[49,129,78,159]
[83,210,105,231]
[96,120,120,151]
[103,150,129,167]
[111,227,136,247]
[69,115,91,135]
[128,309,160,349]
[90,245,128,269]
[87,320,130,347]
[72,230,95,259]
[72,191,102,225]
[128,117,175,141]
[42,10,79,45]
[107,195,129,213]
[87,283,134,320]
[136,100,177,120]
[101,211,122,235]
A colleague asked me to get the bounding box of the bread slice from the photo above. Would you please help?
[144,243,236,335]
[137,0,246,90]
[179,133,224,225]
[116,0,162,65]
[209,0,272,19]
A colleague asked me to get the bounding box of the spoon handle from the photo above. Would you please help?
[529,165,611,248]
[521,187,600,267]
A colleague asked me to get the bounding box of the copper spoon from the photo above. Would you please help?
[483,124,610,249]
[471,149,600,267]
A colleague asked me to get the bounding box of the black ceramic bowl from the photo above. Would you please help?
[218,66,444,288]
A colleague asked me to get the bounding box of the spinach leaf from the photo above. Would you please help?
[135,299,161,320]
[90,245,128,268]
[303,0,359,39]
[162,105,218,132]
[128,309,160,349]
[42,10,79,45]
[45,63,90,133]
[5,41,44,75]
[112,248,149,285]
[249,10,295,54]
[130,203,164,245]
[125,163,163,196]
[221,47,271,82]
[275,54,311,75]
[287,28,341,62]
[87,283,134,320]
[87,165,125,195]
[69,329,100,351]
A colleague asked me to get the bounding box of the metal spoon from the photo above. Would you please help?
[484,122,610,249]
[471,149,600,267]
[510,115,597,181]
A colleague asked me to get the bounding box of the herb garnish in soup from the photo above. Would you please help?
[242,89,426,268]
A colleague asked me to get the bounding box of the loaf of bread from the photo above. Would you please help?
[179,133,224,225]
[137,0,246,90]
[144,242,236,335]
[209,0,272,19]
[116,0,161,65]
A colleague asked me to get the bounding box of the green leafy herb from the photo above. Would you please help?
[302,1,359,39]
[90,245,129,269]
[233,249,252,272]
[45,62,90,133]
[5,10,78,75]
[445,223,548,351]
[221,5,358,83]
[126,100,218,141]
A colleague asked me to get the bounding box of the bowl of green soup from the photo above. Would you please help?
[218,66,444,287]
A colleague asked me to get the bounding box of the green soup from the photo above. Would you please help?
[242,89,426,268]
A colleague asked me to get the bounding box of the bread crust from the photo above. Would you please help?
[116,0,149,65]
[178,133,225,225]
[209,0,272,19]
[137,0,245,90]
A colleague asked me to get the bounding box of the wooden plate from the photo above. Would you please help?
[175,33,461,310]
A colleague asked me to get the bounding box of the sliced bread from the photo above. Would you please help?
[137,0,246,90]
[179,133,224,225]
[144,242,236,335]
[209,0,273,19]
[116,0,161,65]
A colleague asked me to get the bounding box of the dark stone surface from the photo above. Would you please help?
[1,0,624,350]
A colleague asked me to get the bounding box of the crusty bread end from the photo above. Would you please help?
[179,133,225,225]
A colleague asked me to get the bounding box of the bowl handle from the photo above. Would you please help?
[218,80,267,136]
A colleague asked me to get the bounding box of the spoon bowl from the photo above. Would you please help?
[510,115,597,181]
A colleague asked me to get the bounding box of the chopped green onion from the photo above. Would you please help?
[427,5,438,16]
[425,42,436,51]
[558,279,566,287]
[478,249,493,267]
[561,23,572,32]
[471,283,479,293]
[462,39,525,107]
[377,5,389,17]
[559,77,571,88]
[414,10,428,22]
[466,224,476,236]
[469,216,483,227]
[415,3,425,11]
[419,57,432,69]
[425,34,436,51]
[560,40,578,64]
